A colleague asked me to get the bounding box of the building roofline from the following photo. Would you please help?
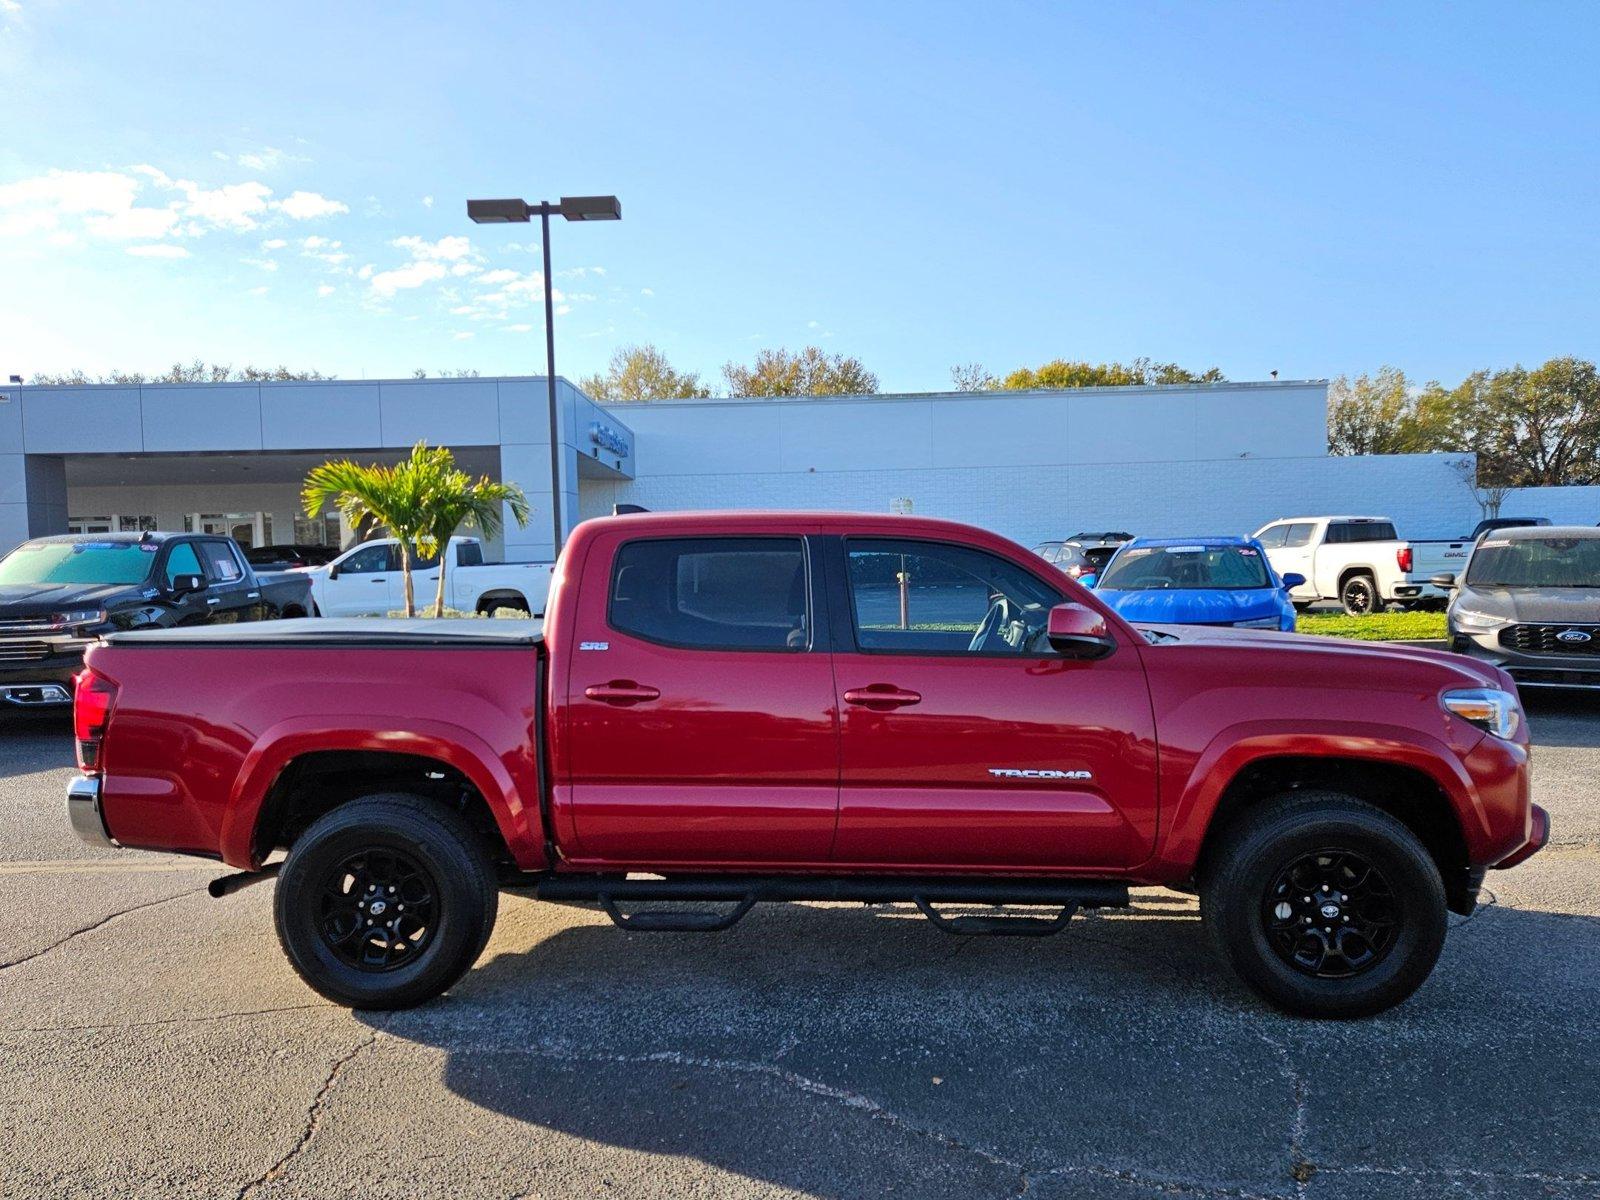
[597,379,1329,410]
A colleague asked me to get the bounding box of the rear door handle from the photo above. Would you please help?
[205,597,220,605]
[843,685,922,710]
[585,680,661,706]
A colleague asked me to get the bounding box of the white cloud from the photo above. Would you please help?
[0,169,145,237]
[557,265,605,279]
[475,268,520,285]
[555,303,572,316]
[84,205,180,241]
[640,287,654,297]
[276,190,349,220]
[248,285,269,296]
[450,262,479,276]
[241,256,278,271]
[506,323,534,333]
[421,195,434,209]
[368,259,447,297]
[453,331,474,340]
[126,243,189,259]
[301,235,333,249]
[357,263,374,280]
[317,284,335,297]
[391,234,475,261]
[261,238,287,250]
[235,147,292,172]
[182,181,273,230]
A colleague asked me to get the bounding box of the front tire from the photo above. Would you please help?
[274,793,498,1009]
[1200,791,1447,1018]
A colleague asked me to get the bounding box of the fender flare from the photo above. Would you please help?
[1149,718,1482,878]
[218,714,544,870]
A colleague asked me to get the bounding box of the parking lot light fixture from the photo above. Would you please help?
[466,193,622,555]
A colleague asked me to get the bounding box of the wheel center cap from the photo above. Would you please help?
[369,899,388,916]
[1318,902,1341,920]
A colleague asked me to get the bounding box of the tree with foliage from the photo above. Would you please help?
[415,452,531,617]
[995,358,1225,391]
[723,346,879,398]
[1421,358,1600,488]
[31,360,328,385]
[580,344,710,403]
[1326,367,1430,456]
[302,443,438,617]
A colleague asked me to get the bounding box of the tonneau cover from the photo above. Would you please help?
[102,616,543,648]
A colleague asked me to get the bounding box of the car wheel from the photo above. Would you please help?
[274,793,499,1009]
[1199,790,1447,1018]
[1340,574,1379,616]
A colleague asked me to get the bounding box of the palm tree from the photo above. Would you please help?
[302,445,436,616]
[418,462,531,617]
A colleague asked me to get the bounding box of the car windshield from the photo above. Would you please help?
[1098,544,1271,591]
[0,540,156,586]
[1466,536,1600,588]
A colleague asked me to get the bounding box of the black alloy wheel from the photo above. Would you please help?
[317,847,438,972]
[1263,848,1398,979]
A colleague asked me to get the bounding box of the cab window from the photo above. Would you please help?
[198,541,244,583]
[163,543,204,587]
[845,538,1063,655]
[1255,524,1288,549]
[609,537,809,651]
[339,544,392,574]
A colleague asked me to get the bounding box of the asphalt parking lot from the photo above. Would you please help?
[1,700,1597,1200]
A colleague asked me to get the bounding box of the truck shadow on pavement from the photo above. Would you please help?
[358,894,1600,1199]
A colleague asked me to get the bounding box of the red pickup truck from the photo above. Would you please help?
[66,511,1548,1017]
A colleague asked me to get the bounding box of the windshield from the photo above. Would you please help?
[1099,544,1272,591]
[0,540,156,587]
[1466,536,1600,588]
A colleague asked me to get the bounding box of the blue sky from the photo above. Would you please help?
[2,2,1596,391]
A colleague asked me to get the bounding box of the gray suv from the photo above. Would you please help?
[1433,525,1600,690]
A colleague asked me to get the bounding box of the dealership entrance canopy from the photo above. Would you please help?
[0,374,1515,558]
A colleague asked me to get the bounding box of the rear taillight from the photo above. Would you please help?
[74,668,118,774]
[1397,546,1413,573]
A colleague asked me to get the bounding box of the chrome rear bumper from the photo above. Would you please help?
[66,775,116,848]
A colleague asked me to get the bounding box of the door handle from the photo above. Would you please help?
[371,578,388,583]
[843,685,922,710]
[205,597,220,605]
[585,680,661,705]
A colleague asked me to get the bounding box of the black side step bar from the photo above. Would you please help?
[529,874,1130,936]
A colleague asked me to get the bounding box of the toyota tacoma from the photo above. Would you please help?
[65,511,1546,1017]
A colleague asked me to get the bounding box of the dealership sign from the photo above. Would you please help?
[589,421,630,458]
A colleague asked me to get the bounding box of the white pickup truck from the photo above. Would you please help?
[300,537,553,618]
[1251,516,1472,615]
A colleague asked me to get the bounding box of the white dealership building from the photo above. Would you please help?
[0,375,1591,560]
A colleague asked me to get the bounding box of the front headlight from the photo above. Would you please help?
[1235,617,1281,629]
[1452,606,1508,631]
[1442,687,1521,739]
[50,608,107,629]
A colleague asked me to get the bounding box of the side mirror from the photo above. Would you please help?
[1079,573,1099,589]
[1281,572,1306,589]
[170,573,206,597]
[327,564,340,580]
[1430,573,1457,588]
[1046,602,1117,660]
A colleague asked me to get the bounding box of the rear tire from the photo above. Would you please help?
[1200,791,1447,1018]
[1340,573,1379,616]
[274,793,498,1009]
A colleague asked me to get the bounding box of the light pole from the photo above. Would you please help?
[467,194,621,557]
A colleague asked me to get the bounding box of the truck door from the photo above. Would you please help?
[563,531,839,866]
[827,536,1159,870]
[195,540,258,622]
[325,543,395,617]
[157,541,213,625]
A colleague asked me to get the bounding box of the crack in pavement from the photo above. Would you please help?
[235,1028,381,1200]
[0,1002,338,1037]
[1255,1030,1312,1199]
[0,884,211,971]
[453,1040,1288,1200]
[1317,1161,1600,1186]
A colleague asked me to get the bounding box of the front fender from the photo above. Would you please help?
[1148,718,1484,880]
[219,714,545,870]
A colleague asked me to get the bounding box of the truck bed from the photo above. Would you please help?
[103,616,543,648]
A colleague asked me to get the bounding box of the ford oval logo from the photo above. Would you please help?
[1557,629,1592,644]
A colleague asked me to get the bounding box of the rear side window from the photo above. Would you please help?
[198,541,244,583]
[609,537,809,651]
[457,542,484,567]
